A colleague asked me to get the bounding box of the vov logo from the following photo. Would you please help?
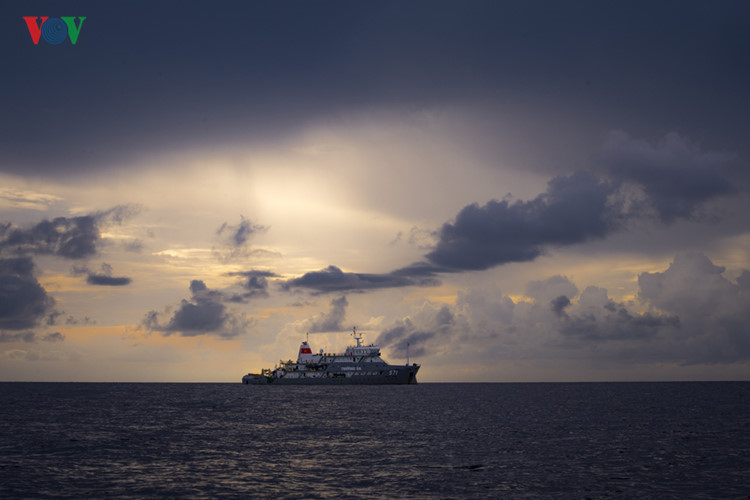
[23,17,86,45]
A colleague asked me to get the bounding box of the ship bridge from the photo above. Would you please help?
[344,327,380,357]
[345,345,381,357]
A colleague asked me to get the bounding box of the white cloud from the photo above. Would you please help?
[372,253,750,380]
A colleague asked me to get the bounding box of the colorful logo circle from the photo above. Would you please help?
[41,18,68,45]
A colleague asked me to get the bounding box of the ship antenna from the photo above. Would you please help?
[352,326,362,347]
[406,342,410,366]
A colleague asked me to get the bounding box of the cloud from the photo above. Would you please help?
[75,263,132,286]
[0,187,62,211]
[426,172,619,271]
[282,133,743,295]
[456,287,515,328]
[550,295,571,318]
[376,304,454,358]
[639,252,733,313]
[168,280,228,334]
[280,172,619,294]
[281,265,440,294]
[0,215,98,259]
[525,275,580,307]
[307,296,349,333]
[1,1,747,181]
[603,131,737,223]
[96,205,142,226]
[372,253,750,368]
[637,252,750,363]
[87,274,132,286]
[213,216,271,262]
[1,349,68,362]
[558,300,679,343]
[142,280,251,338]
[42,332,65,342]
[217,216,267,247]
[0,205,139,260]
[226,270,277,301]
[0,257,55,331]
[0,331,65,343]
[0,331,36,343]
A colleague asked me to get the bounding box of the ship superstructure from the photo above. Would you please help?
[242,328,419,385]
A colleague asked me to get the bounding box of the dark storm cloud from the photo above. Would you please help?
[427,172,618,271]
[142,280,249,338]
[307,296,348,333]
[423,134,742,274]
[281,265,439,294]
[0,257,55,331]
[603,131,738,222]
[3,2,748,176]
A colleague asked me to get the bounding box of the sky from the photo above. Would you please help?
[1,1,750,382]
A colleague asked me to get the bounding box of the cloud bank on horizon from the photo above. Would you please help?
[1,0,749,381]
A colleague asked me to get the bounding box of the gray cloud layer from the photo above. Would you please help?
[602,131,737,222]
[427,172,618,271]
[374,253,750,367]
[3,2,748,177]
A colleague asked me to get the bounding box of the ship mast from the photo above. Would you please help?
[352,326,363,347]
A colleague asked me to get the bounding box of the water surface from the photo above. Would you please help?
[1,382,748,498]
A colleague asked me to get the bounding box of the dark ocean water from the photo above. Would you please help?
[1,382,749,499]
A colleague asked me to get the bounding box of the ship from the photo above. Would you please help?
[242,328,420,385]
